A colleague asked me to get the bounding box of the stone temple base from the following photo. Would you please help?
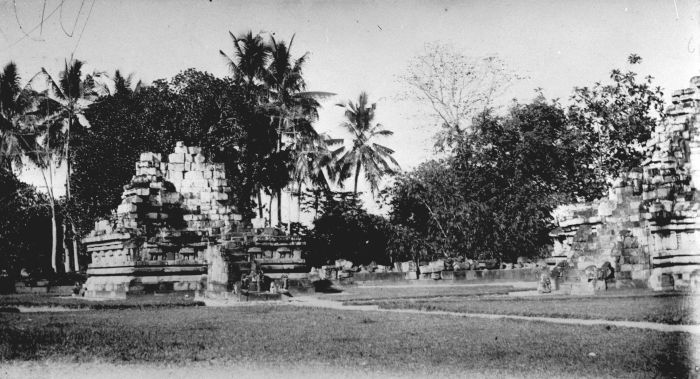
[85,261,206,299]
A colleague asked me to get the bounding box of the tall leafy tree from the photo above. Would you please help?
[335,92,399,195]
[388,98,601,262]
[400,42,522,151]
[568,54,665,191]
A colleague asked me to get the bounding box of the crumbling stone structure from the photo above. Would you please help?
[550,76,700,291]
[83,142,246,297]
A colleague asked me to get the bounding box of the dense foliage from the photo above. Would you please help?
[72,69,285,233]
[0,171,55,279]
[386,55,665,263]
[305,192,392,267]
[388,98,616,262]
[568,54,665,186]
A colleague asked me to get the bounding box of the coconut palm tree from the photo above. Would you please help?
[30,58,106,272]
[0,62,35,172]
[0,61,63,273]
[221,31,273,219]
[108,70,145,96]
[220,30,270,102]
[334,92,400,195]
[290,131,342,215]
[264,34,336,226]
[22,121,62,273]
[222,31,335,225]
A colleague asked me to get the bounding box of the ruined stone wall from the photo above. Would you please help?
[551,76,700,290]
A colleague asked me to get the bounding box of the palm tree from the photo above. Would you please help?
[221,31,272,219]
[264,34,336,226]
[220,30,270,102]
[290,131,342,217]
[30,58,106,272]
[221,31,335,226]
[0,62,61,273]
[0,62,34,172]
[109,70,145,96]
[334,92,400,195]
[265,34,308,227]
[22,122,62,274]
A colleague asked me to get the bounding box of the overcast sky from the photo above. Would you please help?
[2,0,698,216]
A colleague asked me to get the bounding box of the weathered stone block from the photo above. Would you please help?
[169,153,186,163]
[631,269,650,281]
[184,171,204,180]
[661,233,679,250]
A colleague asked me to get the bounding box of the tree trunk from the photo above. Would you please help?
[72,223,80,272]
[275,115,283,228]
[62,220,71,273]
[276,188,282,227]
[64,115,74,272]
[268,194,273,227]
[353,163,361,195]
[297,183,302,223]
[44,156,58,273]
[257,190,264,218]
[313,191,319,221]
[49,200,57,273]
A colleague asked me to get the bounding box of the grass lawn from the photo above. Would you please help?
[316,284,525,302]
[0,304,696,378]
[346,293,699,325]
[0,293,204,310]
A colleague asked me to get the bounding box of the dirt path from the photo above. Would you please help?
[287,297,700,335]
[0,360,565,379]
[339,281,537,289]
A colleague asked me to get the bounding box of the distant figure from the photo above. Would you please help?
[72,281,81,296]
[257,270,264,292]
[241,274,249,291]
[537,270,552,294]
[598,262,615,281]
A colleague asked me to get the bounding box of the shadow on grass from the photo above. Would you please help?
[313,280,343,293]
[0,294,205,310]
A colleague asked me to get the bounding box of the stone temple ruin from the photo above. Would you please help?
[82,142,306,298]
[81,77,700,297]
[550,76,700,291]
